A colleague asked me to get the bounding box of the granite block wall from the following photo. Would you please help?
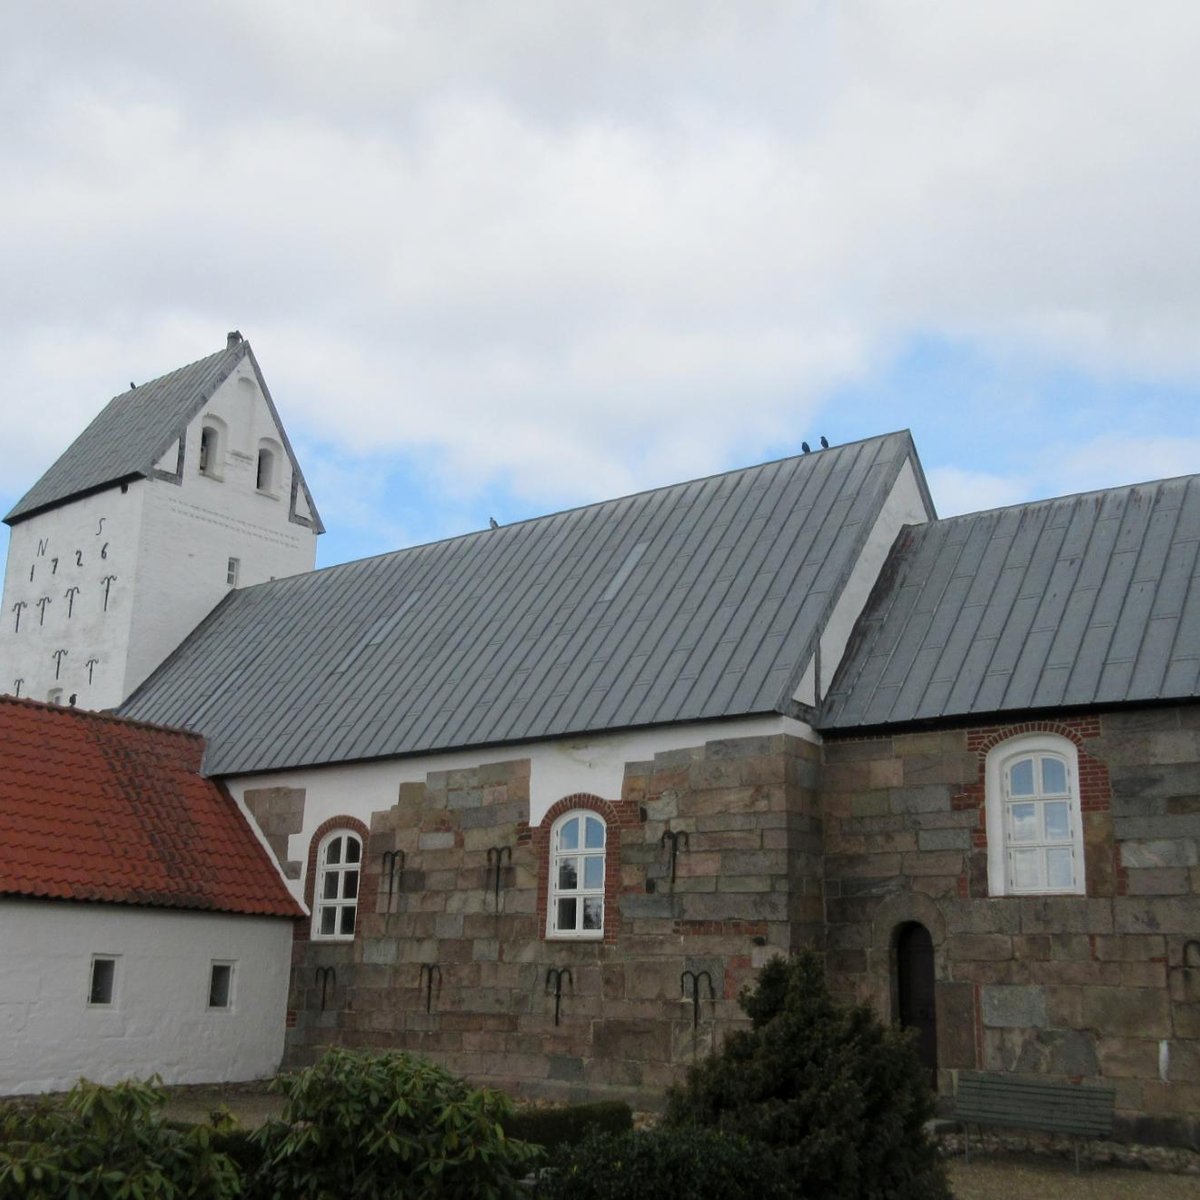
[282,732,822,1107]
[823,705,1200,1147]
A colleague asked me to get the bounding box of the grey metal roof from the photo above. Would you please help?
[5,338,324,532]
[819,474,1200,730]
[119,431,924,775]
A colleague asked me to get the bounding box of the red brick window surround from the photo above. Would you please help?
[534,794,636,946]
[300,815,369,943]
[984,732,1084,896]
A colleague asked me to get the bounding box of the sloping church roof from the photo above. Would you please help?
[0,697,301,917]
[120,431,929,776]
[819,473,1200,731]
[5,336,324,530]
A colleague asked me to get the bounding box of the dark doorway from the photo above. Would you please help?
[895,922,937,1085]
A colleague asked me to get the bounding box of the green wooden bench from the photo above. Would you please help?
[954,1072,1116,1173]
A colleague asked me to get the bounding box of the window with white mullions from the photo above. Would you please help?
[986,734,1085,896]
[549,812,605,938]
[313,831,362,939]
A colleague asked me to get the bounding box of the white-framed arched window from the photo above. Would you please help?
[548,810,606,939]
[312,829,362,939]
[986,733,1084,896]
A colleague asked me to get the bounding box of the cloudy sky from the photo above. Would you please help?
[3,2,1199,568]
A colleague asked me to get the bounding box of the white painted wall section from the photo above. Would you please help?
[0,900,294,1095]
[792,456,931,706]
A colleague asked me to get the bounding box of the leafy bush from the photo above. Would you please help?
[250,1046,541,1199]
[502,1100,632,1149]
[534,1126,791,1200]
[664,952,950,1200]
[0,1077,241,1200]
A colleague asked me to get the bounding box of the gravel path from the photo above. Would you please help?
[947,1153,1200,1199]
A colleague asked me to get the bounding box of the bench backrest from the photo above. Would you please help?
[955,1073,1116,1137]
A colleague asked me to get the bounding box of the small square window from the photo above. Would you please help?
[226,557,240,587]
[208,963,234,1010]
[89,956,116,1006]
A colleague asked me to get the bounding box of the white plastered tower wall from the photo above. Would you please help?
[1,486,145,708]
[124,356,318,698]
[0,342,320,709]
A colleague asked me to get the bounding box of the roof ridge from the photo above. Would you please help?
[0,694,204,744]
[231,430,916,591]
[929,470,1197,526]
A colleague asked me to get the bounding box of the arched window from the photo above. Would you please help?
[985,733,1084,896]
[312,830,362,939]
[198,417,226,479]
[548,811,606,938]
[256,438,281,494]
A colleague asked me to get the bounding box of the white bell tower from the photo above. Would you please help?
[1,333,322,710]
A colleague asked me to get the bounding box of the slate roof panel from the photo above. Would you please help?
[5,339,323,533]
[121,432,925,774]
[0,697,301,917]
[6,346,241,523]
[820,474,1200,729]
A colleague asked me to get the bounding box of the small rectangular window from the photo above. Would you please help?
[89,956,116,1006]
[226,557,240,587]
[208,963,234,1010]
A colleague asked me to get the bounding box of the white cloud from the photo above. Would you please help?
[2,2,1199,555]
[925,467,1032,519]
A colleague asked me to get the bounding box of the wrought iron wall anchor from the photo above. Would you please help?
[419,963,442,1013]
[486,845,512,909]
[381,849,405,910]
[680,969,715,1030]
[545,967,573,1026]
[660,829,690,884]
[315,966,336,1011]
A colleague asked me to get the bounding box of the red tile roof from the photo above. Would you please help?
[0,697,302,918]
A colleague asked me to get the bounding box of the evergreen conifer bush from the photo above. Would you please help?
[664,952,950,1200]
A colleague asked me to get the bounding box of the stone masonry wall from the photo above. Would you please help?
[283,732,821,1108]
[823,704,1200,1147]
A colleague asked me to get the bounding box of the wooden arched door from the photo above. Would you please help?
[895,922,937,1085]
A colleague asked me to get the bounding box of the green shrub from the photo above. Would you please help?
[534,1126,791,1200]
[502,1100,632,1149]
[0,1078,241,1200]
[664,952,950,1200]
[250,1046,541,1200]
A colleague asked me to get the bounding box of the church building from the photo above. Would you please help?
[2,337,1197,1146]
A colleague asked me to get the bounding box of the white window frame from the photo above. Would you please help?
[547,810,606,940]
[88,955,118,1007]
[312,830,362,941]
[985,733,1085,897]
[226,556,240,587]
[208,961,235,1011]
